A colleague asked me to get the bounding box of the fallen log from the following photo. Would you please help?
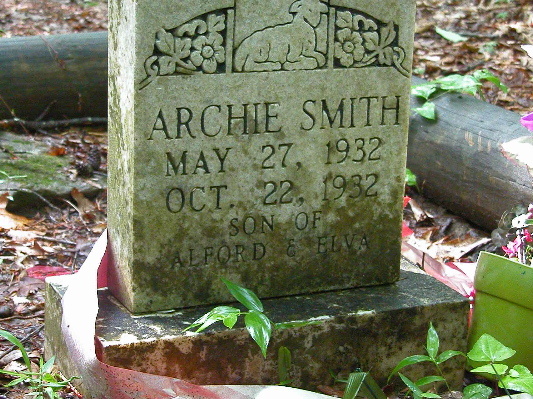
[408,77,533,231]
[0,32,107,120]
[0,33,530,230]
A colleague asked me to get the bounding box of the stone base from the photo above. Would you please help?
[45,261,469,393]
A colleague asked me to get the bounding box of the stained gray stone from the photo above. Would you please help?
[108,0,417,313]
[45,266,469,393]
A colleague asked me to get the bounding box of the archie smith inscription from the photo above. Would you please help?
[108,0,416,313]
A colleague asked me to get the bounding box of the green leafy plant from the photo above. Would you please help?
[184,278,272,357]
[411,70,508,120]
[389,324,533,399]
[0,330,76,399]
[468,334,533,398]
[184,278,322,359]
[388,323,463,396]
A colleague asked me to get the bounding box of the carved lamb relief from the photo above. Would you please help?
[233,0,329,72]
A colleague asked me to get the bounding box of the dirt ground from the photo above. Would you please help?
[0,0,531,397]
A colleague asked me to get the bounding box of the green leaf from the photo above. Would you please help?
[508,365,533,378]
[184,306,241,332]
[473,69,509,93]
[411,84,438,100]
[5,376,29,387]
[343,372,365,399]
[244,310,272,358]
[358,373,387,399]
[222,312,239,329]
[436,350,464,364]
[44,386,55,399]
[277,346,292,385]
[0,369,32,377]
[405,168,418,188]
[470,364,509,375]
[222,278,263,312]
[399,373,424,399]
[435,74,480,95]
[388,355,432,380]
[435,27,468,43]
[463,383,492,399]
[467,334,516,362]
[415,375,446,388]
[501,365,533,395]
[0,329,32,370]
[42,373,58,382]
[41,356,55,374]
[426,323,439,360]
[500,377,533,396]
[414,101,436,120]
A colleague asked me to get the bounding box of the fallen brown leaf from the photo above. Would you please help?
[0,193,32,229]
[7,230,43,243]
[47,146,67,156]
[70,188,95,214]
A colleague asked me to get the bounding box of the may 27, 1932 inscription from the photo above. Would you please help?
[108,0,416,313]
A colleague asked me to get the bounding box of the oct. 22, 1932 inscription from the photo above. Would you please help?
[108,0,416,313]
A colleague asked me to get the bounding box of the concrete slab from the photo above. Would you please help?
[45,262,469,393]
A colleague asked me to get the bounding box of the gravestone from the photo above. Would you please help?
[46,0,472,394]
[108,0,416,313]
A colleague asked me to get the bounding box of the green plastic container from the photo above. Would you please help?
[468,252,533,370]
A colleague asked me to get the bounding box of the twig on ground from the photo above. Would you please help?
[0,94,30,135]
[36,236,76,246]
[0,117,108,131]
[0,325,44,361]
[0,312,45,322]
[35,100,57,122]
[60,372,84,398]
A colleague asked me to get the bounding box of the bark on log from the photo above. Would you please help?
[408,77,533,231]
[0,32,107,120]
[0,33,530,230]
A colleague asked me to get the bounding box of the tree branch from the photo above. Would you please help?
[0,116,108,131]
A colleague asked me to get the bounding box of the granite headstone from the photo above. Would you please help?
[108,0,416,313]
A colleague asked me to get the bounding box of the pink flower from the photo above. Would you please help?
[502,237,522,257]
[521,112,533,132]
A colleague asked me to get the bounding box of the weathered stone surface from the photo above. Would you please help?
[45,265,469,392]
[108,0,417,313]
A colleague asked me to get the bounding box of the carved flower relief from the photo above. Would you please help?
[190,32,225,73]
[334,10,400,68]
[334,28,365,67]
[141,11,227,87]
